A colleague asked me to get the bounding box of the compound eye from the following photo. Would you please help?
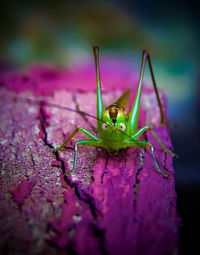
[119,123,126,132]
[102,122,109,130]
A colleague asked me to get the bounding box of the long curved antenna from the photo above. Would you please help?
[14,96,134,139]
[14,96,104,123]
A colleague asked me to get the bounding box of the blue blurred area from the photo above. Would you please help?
[0,1,199,253]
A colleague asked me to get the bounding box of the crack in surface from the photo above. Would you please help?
[163,152,171,177]
[65,242,78,255]
[74,186,101,218]
[39,102,105,253]
[91,224,110,255]
[101,154,110,184]
[133,166,143,209]
[29,149,36,166]
[11,116,16,139]
[39,103,101,218]
[133,147,145,212]
[24,165,29,179]
[72,93,98,135]
[39,103,53,149]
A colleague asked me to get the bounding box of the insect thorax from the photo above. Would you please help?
[105,103,127,126]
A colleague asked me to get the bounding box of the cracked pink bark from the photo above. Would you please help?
[10,179,34,206]
[0,62,180,255]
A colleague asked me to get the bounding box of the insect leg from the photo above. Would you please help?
[93,45,104,132]
[131,125,175,157]
[127,49,165,137]
[52,127,100,152]
[122,140,168,177]
[145,50,166,125]
[73,139,103,172]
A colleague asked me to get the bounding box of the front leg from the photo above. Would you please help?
[122,140,169,177]
[52,126,100,152]
[72,139,103,173]
[131,125,175,157]
[52,127,103,175]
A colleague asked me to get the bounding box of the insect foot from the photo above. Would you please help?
[51,146,65,153]
[156,168,169,178]
[64,171,73,177]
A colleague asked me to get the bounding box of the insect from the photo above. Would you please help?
[53,45,175,177]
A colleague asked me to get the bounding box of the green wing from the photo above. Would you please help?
[112,88,131,109]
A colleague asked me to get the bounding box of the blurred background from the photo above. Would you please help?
[0,0,199,254]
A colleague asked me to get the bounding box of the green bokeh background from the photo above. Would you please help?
[1,1,199,122]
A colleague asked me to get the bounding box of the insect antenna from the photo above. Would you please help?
[14,96,107,124]
[13,95,135,140]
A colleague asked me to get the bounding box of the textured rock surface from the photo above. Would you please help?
[0,64,180,255]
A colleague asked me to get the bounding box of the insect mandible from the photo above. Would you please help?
[53,45,175,177]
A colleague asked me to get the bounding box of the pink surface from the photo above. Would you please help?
[0,58,138,96]
[0,61,180,255]
[10,179,34,206]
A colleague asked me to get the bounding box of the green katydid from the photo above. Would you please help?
[53,45,175,177]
